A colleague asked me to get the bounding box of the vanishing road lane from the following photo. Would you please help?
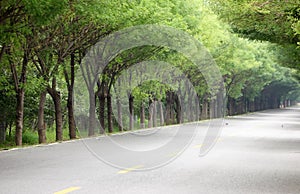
[1,105,300,194]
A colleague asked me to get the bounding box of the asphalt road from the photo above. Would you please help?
[0,106,300,194]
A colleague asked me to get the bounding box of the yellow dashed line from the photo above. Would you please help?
[193,144,202,148]
[54,187,81,194]
[167,151,180,157]
[117,165,144,174]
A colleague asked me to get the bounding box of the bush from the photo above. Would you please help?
[22,130,38,145]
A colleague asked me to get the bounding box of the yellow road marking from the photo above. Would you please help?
[193,144,202,148]
[117,165,144,174]
[54,187,81,194]
[167,151,180,157]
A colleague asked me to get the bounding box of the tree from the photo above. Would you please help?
[208,0,300,44]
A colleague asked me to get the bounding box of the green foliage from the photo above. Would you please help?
[209,0,300,44]
[0,0,299,148]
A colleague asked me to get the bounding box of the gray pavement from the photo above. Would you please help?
[0,106,300,194]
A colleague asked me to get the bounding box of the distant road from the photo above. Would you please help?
[0,106,300,194]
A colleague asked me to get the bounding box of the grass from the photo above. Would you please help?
[0,121,165,151]
[0,127,72,150]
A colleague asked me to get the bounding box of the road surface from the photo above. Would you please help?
[0,106,300,194]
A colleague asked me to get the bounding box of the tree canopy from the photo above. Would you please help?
[0,0,299,147]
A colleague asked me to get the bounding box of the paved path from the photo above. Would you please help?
[0,106,300,194]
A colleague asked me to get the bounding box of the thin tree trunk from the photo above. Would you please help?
[188,92,194,122]
[140,102,145,129]
[117,95,123,131]
[98,93,105,134]
[14,75,25,146]
[175,95,181,124]
[159,100,164,126]
[153,100,157,127]
[201,96,209,120]
[97,81,107,134]
[148,99,153,128]
[166,92,170,125]
[195,96,200,121]
[67,88,76,139]
[129,94,134,130]
[210,99,215,119]
[0,117,6,143]
[38,91,47,143]
[107,94,113,133]
[88,89,96,136]
[65,53,76,139]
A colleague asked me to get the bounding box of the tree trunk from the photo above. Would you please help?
[166,91,172,125]
[228,97,235,116]
[65,53,76,139]
[159,100,164,126]
[15,82,25,146]
[98,93,105,134]
[140,102,145,129]
[107,94,113,133]
[0,118,6,143]
[117,95,123,131]
[188,93,194,122]
[148,99,153,128]
[216,91,224,118]
[10,51,28,146]
[67,86,76,139]
[48,79,63,141]
[210,99,216,119]
[38,91,47,143]
[88,89,96,136]
[175,95,181,124]
[201,96,209,120]
[129,94,134,130]
[97,81,107,134]
[195,96,200,121]
[153,100,157,127]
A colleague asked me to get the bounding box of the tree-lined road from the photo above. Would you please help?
[1,106,300,194]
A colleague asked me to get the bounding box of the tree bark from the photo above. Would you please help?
[195,96,200,121]
[98,93,105,134]
[10,51,28,146]
[201,96,209,120]
[0,116,6,143]
[148,99,153,128]
[159,100,164,126]
[210,99,216,119]
[65,53,76,139]
[88,89,96,136]
[129,94,134,130]
[97,81,107,134]
[38,91,47,143]
[15,89,25,145]
[175,95,181,124]
[166,91,176,125]
[117,95,123,131]
[153,100,157,127]
[48,78,63,141]
[188,93,194,122]
[107,94,113,133]
[140,102,145,129]
[166,91,171,125]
